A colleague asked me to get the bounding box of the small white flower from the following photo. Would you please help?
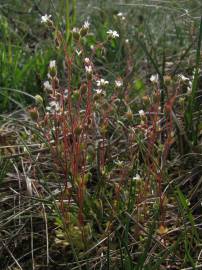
[117,12,125,20]
[76,49,82,56]
[115,79,123,88]
[96,78,109,87]
[150,74,159,83]
[83,21,90,29]
[64,89,68,98]
[49,101,58,107]
[133,174,141,181]
[41,14,52,24]
[85,65,93,74]
[138,110,145,117]
[72,27,79,33]
[107,29,119,38]
[84,58,91,65]
[43,81,52,91]
[117,12,123,17]
[94,89,103,94]
[125,39,129,44]
[49,60,56,69]
[178,74,189,81]
[47,101,60,112]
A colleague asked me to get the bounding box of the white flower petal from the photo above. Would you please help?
[138,110,145,117]
[41,14,52,24]
[150,74,159,83]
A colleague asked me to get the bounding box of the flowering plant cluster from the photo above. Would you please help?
[25,12,202,267]
[30,14,178,242]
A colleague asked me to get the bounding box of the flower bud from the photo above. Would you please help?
[72,28,80,41]
[163,75,172,85]
[153,91,160,103]
[100,123,108,135]
[72,90,80,102]
[142,95,150,105]
[178,97,185,106]
[85,65,93,80]
[93,93,100,101]
[74,125,82,135]
[35,95,43,106]
[126,110,133,121]
[80,21,90,37]
[80,83,87,95]
[102,101,109,110]
[80,27,88,37]
[29,107,39,121]
[48,60,57,77]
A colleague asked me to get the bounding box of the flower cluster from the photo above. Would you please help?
[117,12,126,21]
[96,78,109,88]
[43,60,57,92]
[84,58,93,80]
[72,21,90,41]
